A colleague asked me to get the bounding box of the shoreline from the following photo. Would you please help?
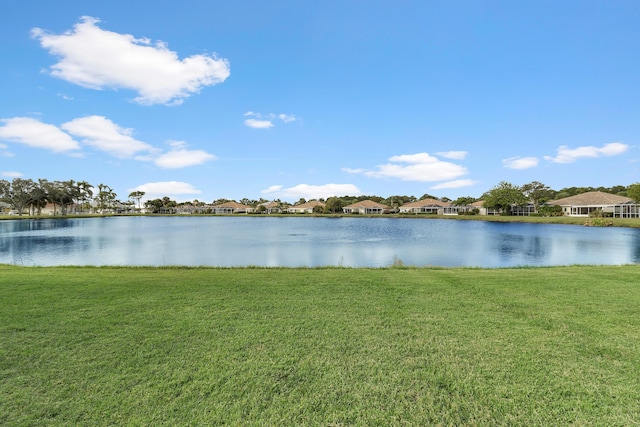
[2,212,640,228]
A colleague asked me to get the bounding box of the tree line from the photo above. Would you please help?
[0,178,131,216]
[1,177,639,216]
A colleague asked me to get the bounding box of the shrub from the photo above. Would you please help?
[537,205,563,217]
[584,218,614,227]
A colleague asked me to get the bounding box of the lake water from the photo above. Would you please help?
[1,216,639,268]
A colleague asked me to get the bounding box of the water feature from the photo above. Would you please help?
[1,216,639,267]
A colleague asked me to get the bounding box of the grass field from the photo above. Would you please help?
[1,265,640,425]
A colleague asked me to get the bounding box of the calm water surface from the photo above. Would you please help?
[1,216,639,267]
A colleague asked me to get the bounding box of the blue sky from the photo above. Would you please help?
[1,1,638,203]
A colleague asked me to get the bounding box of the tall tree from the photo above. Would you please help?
[627,183,640,202]
[521,181,552,211]
[0,178,37,216]
[95,184,116,213]
[128,191,145,211]
[452,196,477,206]
[76,181,94,213]
[43,180,77,215]
[482,181,527,214]
[31,180,49,215]
[323,197,344,213]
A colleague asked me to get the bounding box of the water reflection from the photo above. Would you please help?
[0,217,638,268]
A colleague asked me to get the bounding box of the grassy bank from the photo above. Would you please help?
[1,265,639,425]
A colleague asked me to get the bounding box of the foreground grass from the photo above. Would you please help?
[1,265,639,425]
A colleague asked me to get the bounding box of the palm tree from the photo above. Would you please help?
[128,191,145,211]
[96,184,116,213]
[76,181,93,213]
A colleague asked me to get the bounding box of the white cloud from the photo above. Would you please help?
[262,183,362,200]
[244,118,274,129]
[347,152,468,182]
[0,117,80,152]
[154,140,216,169]
[244,111,296,128]
[129,181,202,198]
[61,115,157,158]
[32,16,230,105]
[431,179,477,189]
[0,143,14,157]
[2,171,23,178]
[279,114,296,123]
[341,167,367,174]
[436,150,467,160]
[503,156,539,170]
[544,142,629,164]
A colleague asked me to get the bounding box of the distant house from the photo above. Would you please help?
[548,191,639,218]
[510,203,537,216]
[0,201,13,215]
[213,201,254,214]
[442,203,476,215]
[343,200,389,215]
[287,200,325,214]
[260,200,283,214]
[398,198,448,215]
[469,200,500,216]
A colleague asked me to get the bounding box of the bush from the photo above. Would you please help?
[584,218,614,227]
[537,205,563,217]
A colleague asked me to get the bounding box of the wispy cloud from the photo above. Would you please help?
[2,115,214,169]
[32,16,230,105]
[344,152,468,182]
[503,156,539,170]
[154,140,216,169]
[244,118,274,129]
[436,150,467,160]
[0,143,14,157]
[544,142,629,164]
[431,179,477,189]
[244,111,296,129]
[278,114,296,123]
[2,171,23,178]
[61,115,157,158]
[262,183,362,200]
[0,117,80,152]
[129,181,202,198]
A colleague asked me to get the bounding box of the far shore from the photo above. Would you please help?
[2,212,640,228]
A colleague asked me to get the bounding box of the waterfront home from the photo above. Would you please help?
[548,191,639,218]
[287,200,325,214]
[398,198,449,214]
[343,200,389,215]
[213,201,254,214]
[0,201,14,214]
[260,200,282,214]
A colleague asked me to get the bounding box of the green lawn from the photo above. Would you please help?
[1,265,639,425]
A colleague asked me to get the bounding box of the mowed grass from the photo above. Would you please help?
[1,265,639,425]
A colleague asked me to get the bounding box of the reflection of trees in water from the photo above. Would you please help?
[633,233,640,263]
[2,219,74,233]
[495,233,549,264]
[0,235,90,265]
